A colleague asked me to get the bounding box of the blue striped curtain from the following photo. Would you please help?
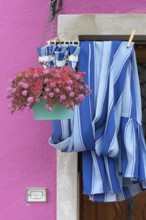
[49,41,146,202]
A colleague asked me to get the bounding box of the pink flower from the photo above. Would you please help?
[70,101,74,106]
[65,103,70,108]
[69,92,75,97]
[44,78,49,84]
[33,73,39,78]
[78,94,84,100]
[27,97,34,103]
[67,80,73,85]
[7,66,92,113]
[49,92,54,98]
[69,101,74,109]
[50,82,56,88]
[86,89,92,94]
[75,97,80,102]
[60,95,66,100]
[55,73,60,78]
[12,88,16,93]
[79,85,84,90]
[45,88,50,92]
[35,97,40,102]
[65,86,71,92]
[45,104,52,111]
[22,90,27,96]
[23,83,29,89]
[44,69,49,74]
[18,82,23,87]
[54,88,60,93]
[75,74,81,79]
[69,101,75,110]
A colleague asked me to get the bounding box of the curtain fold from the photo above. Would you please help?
[49,41,146,202]
[37,44,80,69]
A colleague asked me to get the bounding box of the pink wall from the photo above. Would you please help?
[0,0,146,220]
[0,1,56,220]
[62,0,146,13]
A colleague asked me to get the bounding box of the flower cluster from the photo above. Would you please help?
[7,66,92,113]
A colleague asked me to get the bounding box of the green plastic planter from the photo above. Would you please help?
[32,98,73,120]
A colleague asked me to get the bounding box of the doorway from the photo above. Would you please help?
[57,14,146,220]
[79,40,146,220]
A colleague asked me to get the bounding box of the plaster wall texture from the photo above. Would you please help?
[62,0,146,14]
[0,1,56,220]
[0,0,146,220]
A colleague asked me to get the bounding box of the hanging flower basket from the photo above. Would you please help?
[7,66,92,120]
[32,97,73,120]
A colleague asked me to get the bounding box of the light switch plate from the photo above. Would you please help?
[26,188,47,202]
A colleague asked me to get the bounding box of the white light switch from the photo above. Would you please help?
[26,188,47,202]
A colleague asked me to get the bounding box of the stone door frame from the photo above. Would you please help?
[57,14,146,220]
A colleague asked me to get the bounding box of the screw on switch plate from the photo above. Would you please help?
[26,188,47,202]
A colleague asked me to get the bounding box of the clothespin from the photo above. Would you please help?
[127,29,136,48]
[47,34,64,45]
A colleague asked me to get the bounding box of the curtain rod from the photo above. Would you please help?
[47,35,146,46]
[79,35,146,44]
